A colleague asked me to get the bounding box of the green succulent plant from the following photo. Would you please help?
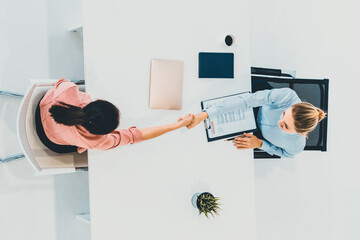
[196,192,221,218]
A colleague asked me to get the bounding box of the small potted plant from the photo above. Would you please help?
[191,192,221,218]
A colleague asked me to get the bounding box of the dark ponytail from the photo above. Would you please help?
[49,102,88,126]
[49,100,120,135]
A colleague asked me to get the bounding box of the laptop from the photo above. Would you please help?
[149,59,184,110]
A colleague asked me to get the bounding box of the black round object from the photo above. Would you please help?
[225,35,233,46]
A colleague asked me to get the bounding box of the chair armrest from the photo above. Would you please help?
[29,79,85,86]
[251,67,282,76]
[71,80,85,85]
[251,67,295,78]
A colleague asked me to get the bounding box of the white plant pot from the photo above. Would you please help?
[191,192,201,208]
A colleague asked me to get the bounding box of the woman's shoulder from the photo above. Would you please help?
[40,79,76,104]
[268,129,305,151]
[264,88,301,108]
[44,79,92,107]
[53,79,78,98]
[286,133,306,153]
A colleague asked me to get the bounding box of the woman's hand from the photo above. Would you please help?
[177,114,194,128]
[186,112,208,129]
[232,133,263,149]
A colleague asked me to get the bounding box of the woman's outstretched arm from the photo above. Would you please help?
[140,114,193,140]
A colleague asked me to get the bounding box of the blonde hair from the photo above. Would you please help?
[291,102,326,135]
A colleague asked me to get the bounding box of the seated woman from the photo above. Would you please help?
[186,88,326,158]
[37,79,192,154]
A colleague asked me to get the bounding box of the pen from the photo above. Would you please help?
[224,138,236,142]
[224,134,246,141]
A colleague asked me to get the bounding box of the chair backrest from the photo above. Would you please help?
[17,79,87,174]
[251,76,329,152]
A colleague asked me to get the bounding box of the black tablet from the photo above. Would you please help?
[198,52,234,78]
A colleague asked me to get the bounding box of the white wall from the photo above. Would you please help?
[0,0,84,93]
[0,0,89,240]
[0,0,49,93]
[250,0,360,239]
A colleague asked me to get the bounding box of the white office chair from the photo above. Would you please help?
[17,79,88,175]
[14,79,87,175]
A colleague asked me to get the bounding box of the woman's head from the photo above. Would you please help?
[278,102,326,136]
[49,100,120,135]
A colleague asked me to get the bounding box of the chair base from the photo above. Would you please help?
[0,154,25,163]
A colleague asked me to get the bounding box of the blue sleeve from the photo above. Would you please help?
[242,88,300,109]
[259,139,300,158]
[205,88,300,122]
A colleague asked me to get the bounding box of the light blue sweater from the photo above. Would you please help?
[206,88,306,157]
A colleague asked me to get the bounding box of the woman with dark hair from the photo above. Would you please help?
[37,79,193,154]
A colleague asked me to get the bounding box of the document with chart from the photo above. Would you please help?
[201,92,257,142]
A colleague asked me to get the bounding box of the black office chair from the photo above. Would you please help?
[251,67,329,159]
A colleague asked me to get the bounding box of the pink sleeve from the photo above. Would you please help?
[94,127,143,150]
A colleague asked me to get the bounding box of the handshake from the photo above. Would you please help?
[176,112,209,130]
[175,112,262,150]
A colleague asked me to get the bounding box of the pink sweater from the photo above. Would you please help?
[40,79,143,153]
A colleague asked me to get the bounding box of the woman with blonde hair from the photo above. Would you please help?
[185,88,326,158]
[291,102,326,135]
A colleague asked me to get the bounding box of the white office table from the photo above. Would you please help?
[83,0,256,239]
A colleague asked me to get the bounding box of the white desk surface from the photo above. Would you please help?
[83,0,256,239]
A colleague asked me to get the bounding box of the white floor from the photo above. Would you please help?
[0,0,90,240]
[1,0,360,240]
[250,0,360,240]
